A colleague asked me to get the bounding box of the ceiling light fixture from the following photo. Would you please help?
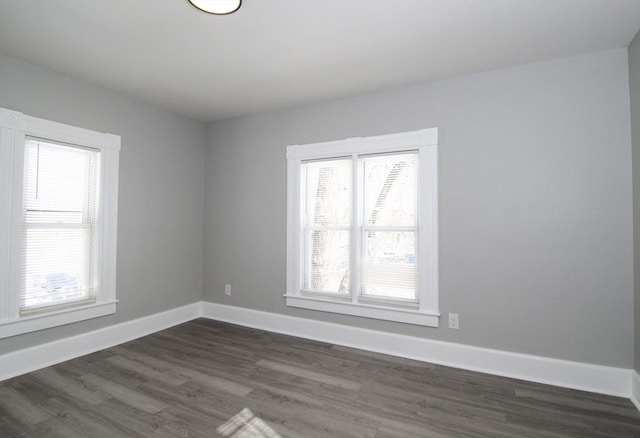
[187,0,241,15]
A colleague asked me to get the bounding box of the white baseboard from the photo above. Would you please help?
[0,300,635,408]
[0,302,201,381]
[201,302,633,399]
[632,371,640,412]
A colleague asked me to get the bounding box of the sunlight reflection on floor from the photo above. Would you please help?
[217,408,281,438]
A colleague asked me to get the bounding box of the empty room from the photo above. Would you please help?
[1,0,640,437]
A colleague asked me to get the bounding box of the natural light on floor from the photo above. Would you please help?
[217,408,281,438]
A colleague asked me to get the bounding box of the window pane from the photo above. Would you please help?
[302,158,351,295]
[21,227,94,309]
[305,230,350,294]
[361,231,417,300]
[362,153,418,226]
[24,140,93,221]
[303,159,351,227]
[21,139,98,313]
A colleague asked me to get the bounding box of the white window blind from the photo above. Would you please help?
[360,152,419,302]
[20,138,99,314]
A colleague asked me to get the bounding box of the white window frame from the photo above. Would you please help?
[0,108,120,338]
[286,128,439,327]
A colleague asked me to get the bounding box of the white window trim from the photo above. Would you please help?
[285,128,439,327]
[0,108,120,338]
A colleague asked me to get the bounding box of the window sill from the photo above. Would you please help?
[0,300,117,339]
[284,294,439,327]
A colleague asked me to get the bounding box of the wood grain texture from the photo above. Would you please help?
[1,318,638,437]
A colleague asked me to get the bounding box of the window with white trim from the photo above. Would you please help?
[286,128,439,326]
[0,108,120,338]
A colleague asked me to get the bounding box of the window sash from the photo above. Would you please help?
[360,228,419,303]
[20,223,97,314]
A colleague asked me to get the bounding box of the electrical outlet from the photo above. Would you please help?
[448,313,459,329]
[225,284,231,296]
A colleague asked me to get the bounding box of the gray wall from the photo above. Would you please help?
[0,54,206,354]
[204,49,634,368]
[630,30,640,374]
[1,46,634,370]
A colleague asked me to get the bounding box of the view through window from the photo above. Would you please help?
[286,128,439,326]
[302,152,419,303]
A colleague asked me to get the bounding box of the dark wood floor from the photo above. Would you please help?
[0,319,638,438]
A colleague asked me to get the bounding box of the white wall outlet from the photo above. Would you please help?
[225,284,231,296]
[448,313,459,329]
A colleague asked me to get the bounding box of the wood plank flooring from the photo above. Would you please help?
[1,318,639,437]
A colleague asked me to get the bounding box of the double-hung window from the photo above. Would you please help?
[0,108,120,338]
[286,128,439,326]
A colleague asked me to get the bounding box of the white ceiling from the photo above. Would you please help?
[0,0,639,123]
